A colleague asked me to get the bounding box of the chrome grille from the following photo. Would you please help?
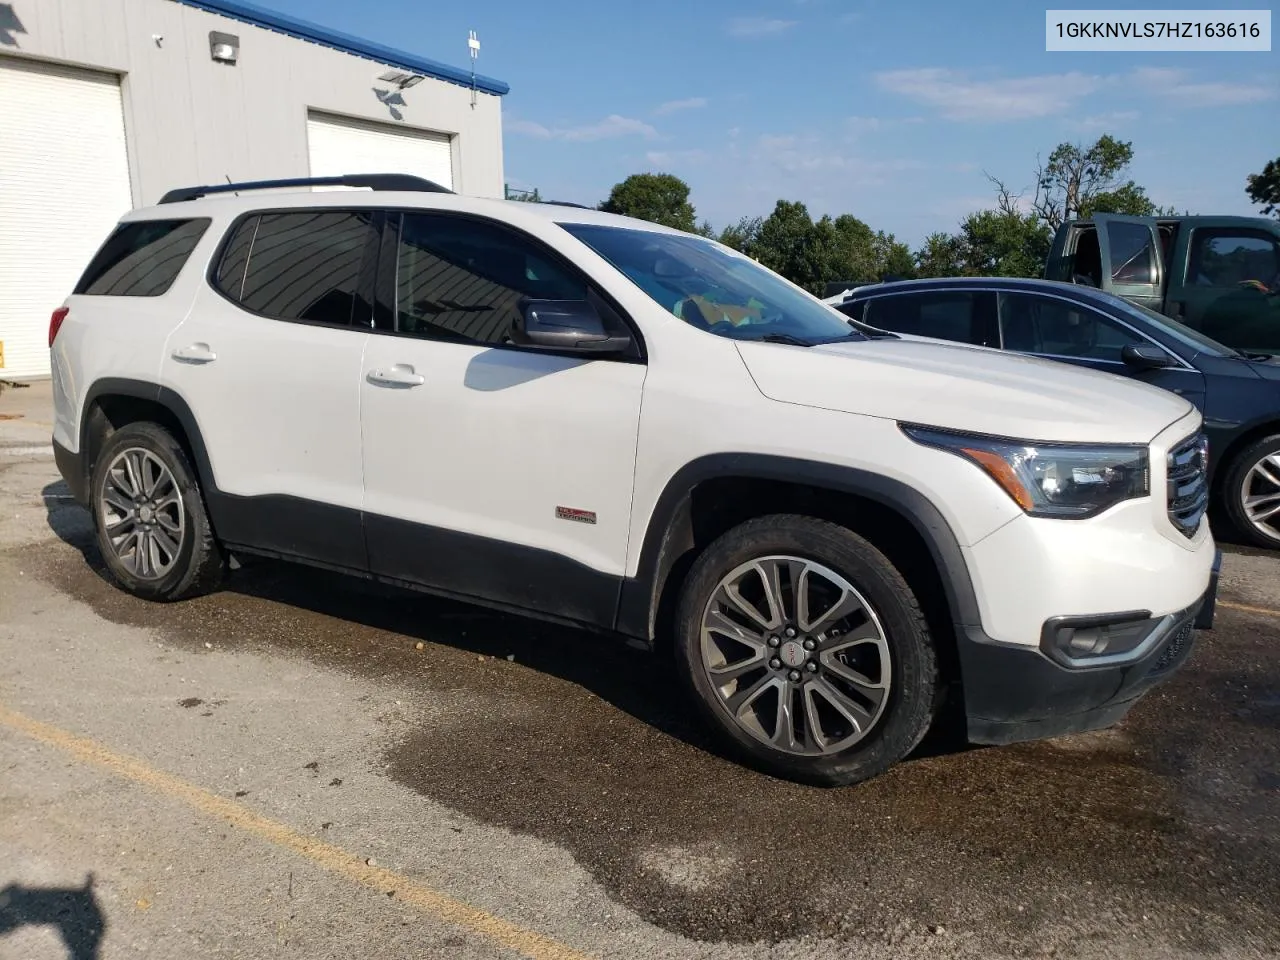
[1167,432,1209,538]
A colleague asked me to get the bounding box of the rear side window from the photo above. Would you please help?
[217,210,376,326]
[75,219,210,296]
[863,291,983,345]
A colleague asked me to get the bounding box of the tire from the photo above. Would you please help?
[1222,434,1280,550]
[673,514,942,787]
[89,421,226,601]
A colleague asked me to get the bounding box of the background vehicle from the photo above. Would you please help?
[832,276,1280,549]
[49,176,1217,787]
[1045,213,1280,354]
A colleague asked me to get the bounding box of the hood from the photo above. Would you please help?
[736,337,1195,444]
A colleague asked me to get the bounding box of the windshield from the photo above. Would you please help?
[559,222,864,344]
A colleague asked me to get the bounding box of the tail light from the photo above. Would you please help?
[49,306,69,347]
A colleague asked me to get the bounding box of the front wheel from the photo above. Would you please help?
[673,514,942,786]
[90,421,226,601]
[1222,435,1280,550]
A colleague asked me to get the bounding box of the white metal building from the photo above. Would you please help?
[0,0,509,380]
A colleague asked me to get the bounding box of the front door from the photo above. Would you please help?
[1093,214,1167,311]
[159,208,378,566]
[995,288,1206,409]
[358,210,647,628]
[1165,220,1280,354]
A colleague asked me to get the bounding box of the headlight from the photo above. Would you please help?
[902,424,1149,519]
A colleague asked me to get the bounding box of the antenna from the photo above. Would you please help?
[467,30,480,109]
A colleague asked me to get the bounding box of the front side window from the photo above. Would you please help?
[862,291,983,345]
[235,211,374,325]
[1189,231,1280,290]
[75,219,210,297]
[396,214,588,344]
[1106,221,1156,285]
[560,223,863,344]
[998,291,1135,362]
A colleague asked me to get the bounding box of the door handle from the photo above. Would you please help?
[367,365,425,387]
[171,343,217,363]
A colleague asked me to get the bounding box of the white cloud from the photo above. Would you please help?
[727,16,798,38]
[875,67,1103,121]
[1130,67,1275,107]
[1068,109,1141,132]
[508,114,659,142]
[645,149,708,166]
[654,97,708,116]
[508,119,551,139]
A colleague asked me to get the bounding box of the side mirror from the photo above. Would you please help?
[1121,342,1177,370]
[514,299,632,354]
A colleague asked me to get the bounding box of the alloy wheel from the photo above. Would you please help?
[698,555,892,756]
[1241,453,1280,544]
[98,447,186,579]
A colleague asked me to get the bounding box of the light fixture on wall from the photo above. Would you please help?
[209,30,239,64]
[377,69,423,90]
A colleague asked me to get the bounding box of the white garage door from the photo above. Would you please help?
[0,57,133,380]
[306,111,454,192]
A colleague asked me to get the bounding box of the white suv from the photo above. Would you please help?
[49,174,1220,786]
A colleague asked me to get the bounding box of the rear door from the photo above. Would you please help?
[855,289,997,347]
[1093,214,1167,310]
[1165,220,1280,354]
[159,207,378,567]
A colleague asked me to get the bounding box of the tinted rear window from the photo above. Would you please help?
[233,211,375,325]
[75,219,211,296]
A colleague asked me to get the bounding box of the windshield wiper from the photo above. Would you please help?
[757,333,815,347]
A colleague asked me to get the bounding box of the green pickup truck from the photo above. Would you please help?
[1045,214,1280,353]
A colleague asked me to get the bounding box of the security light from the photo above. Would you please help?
[209,30,238,64]
[377,69,424,89]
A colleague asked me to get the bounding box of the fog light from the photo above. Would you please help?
[1041,611,1162,668]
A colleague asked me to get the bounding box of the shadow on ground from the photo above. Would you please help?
[0,874,105,960]
[29,482,1280,953]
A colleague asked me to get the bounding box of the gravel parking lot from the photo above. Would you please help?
[2,380,1278,960]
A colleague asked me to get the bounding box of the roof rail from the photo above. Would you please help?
[542,200,594,209]
[158,174,455,204]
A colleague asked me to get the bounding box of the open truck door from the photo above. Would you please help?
[1046,215,1166,312]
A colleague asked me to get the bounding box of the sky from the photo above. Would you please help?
[266,0,1277,248]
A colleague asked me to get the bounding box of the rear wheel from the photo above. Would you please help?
[90,421,226,601]
[674,514,942,786]
[1222,435,1280,550]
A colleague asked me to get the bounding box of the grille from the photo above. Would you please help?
[1167,432,1209,538]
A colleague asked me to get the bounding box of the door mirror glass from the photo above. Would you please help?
[514,299,632,353]
[1121,342,1177,369]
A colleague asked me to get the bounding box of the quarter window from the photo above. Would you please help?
[75,219,210,297]
[863,291,983,345]
[998,292,1135,362]
[395,213,588,344]
[234,211,375,325]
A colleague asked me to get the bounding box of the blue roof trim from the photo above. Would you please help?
[174,0,510,96]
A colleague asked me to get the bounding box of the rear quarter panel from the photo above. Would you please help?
[51,216,221,453]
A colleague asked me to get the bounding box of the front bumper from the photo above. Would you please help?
[959,549,1219,745]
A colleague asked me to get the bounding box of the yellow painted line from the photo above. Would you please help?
[0,703,593,960]
[1218,599,1280,619]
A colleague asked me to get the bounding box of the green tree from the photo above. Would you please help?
[1246,157,1280,218]
[1030,135,1149,228]
[600,173,697,232]
[914,232,965,277]
[752,200,829,292]
[718,216,763,253]
[957,209,1052,278]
